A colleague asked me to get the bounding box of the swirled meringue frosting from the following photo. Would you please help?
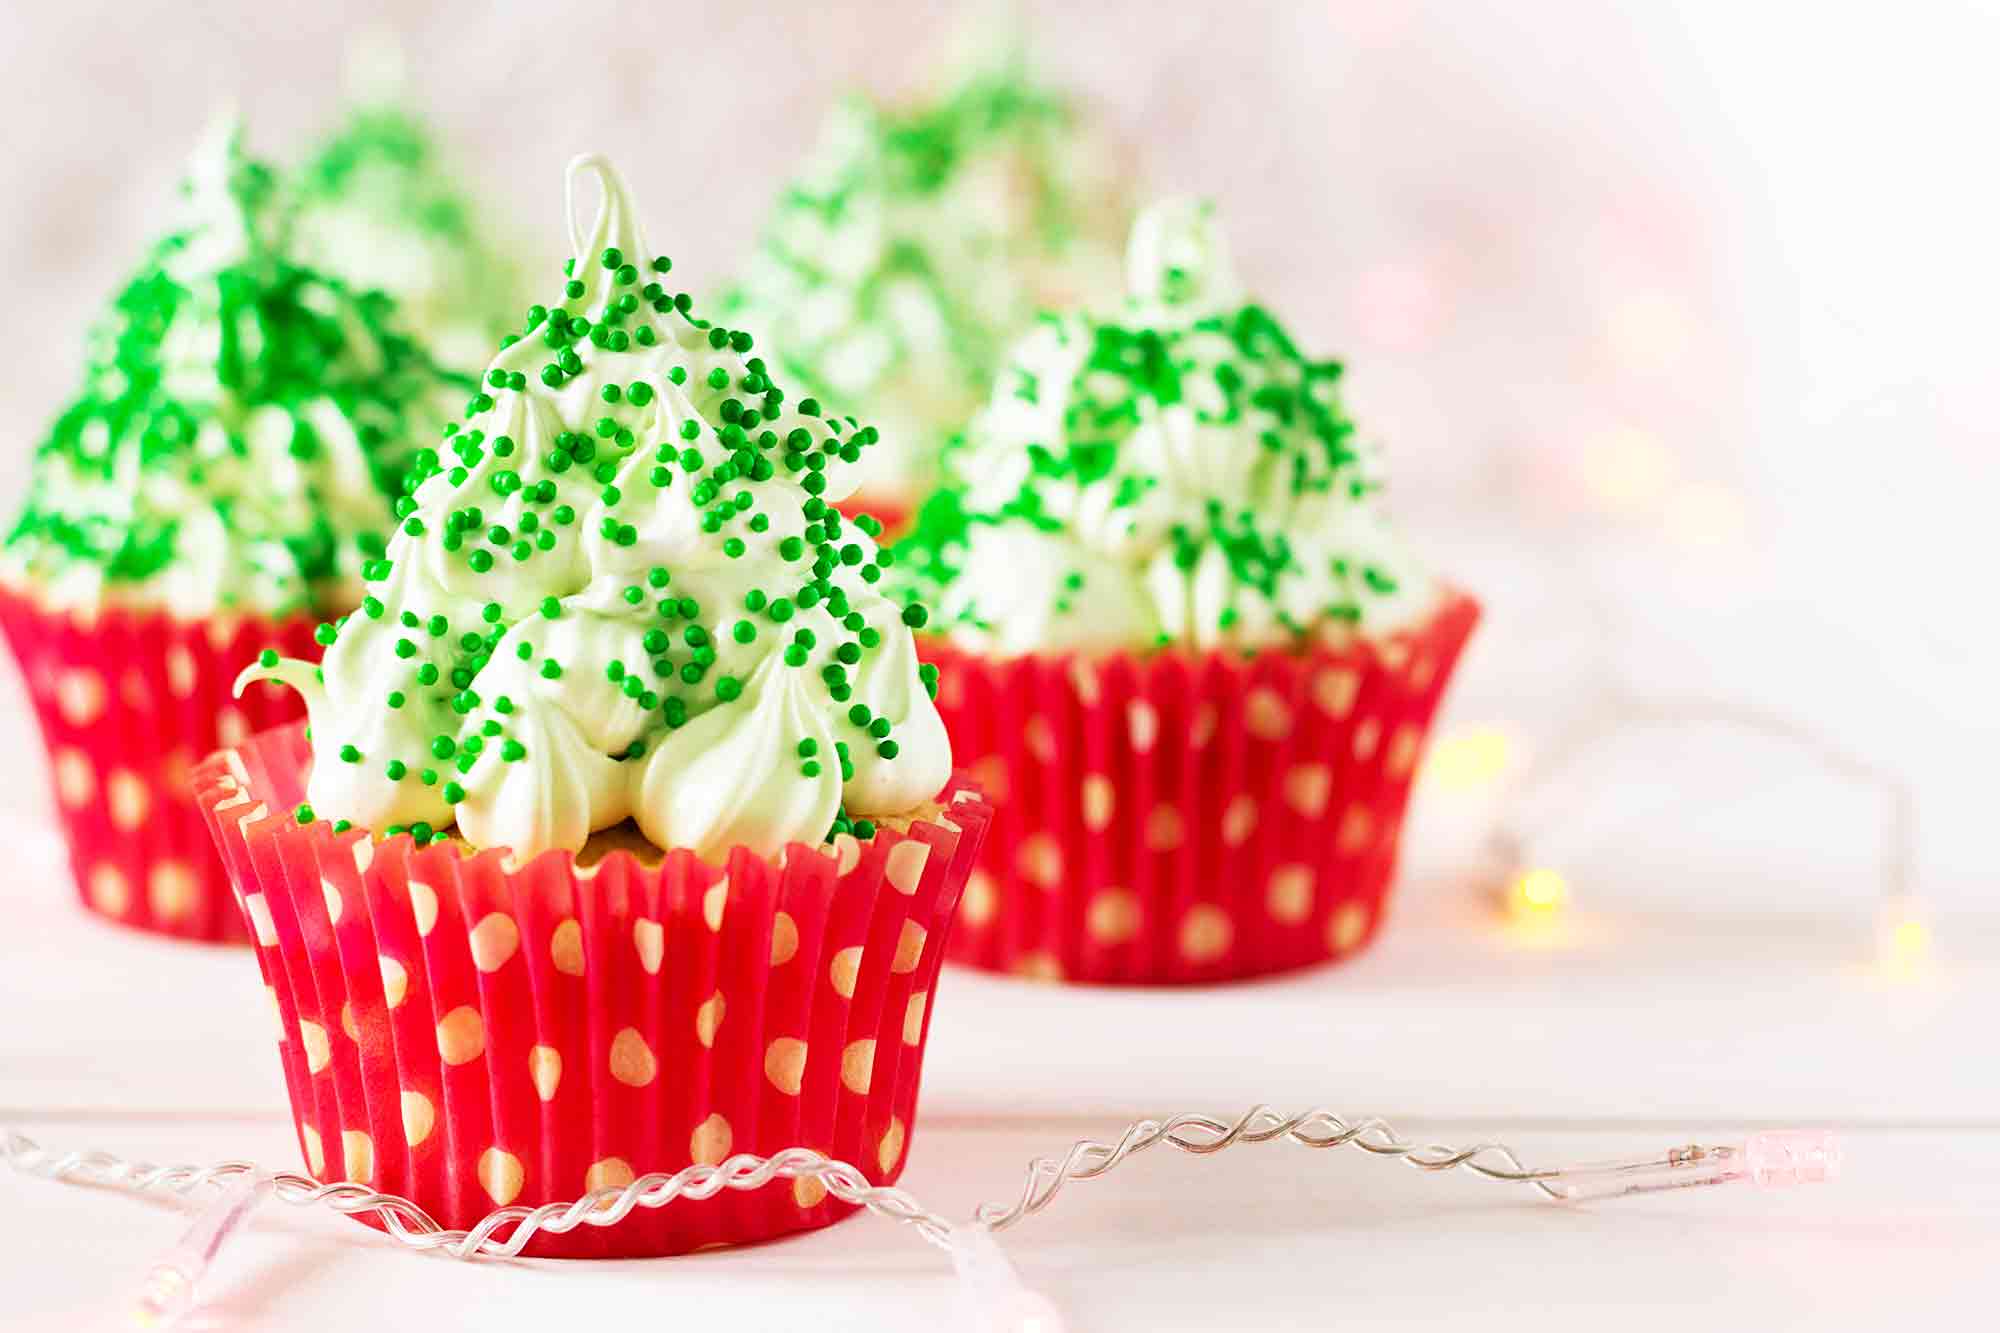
[717,54,1131,506]
[2,121,469,619]
[292,102,524,374]
[243,156,951,863]
[896,199,1440,658]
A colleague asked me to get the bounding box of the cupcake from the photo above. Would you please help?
[291,99,523,374]
[0,121,467,942]
[201,155,992,1257]
[898,200,1479,985]
[717,50,1132,529]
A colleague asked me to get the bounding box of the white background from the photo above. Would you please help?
[0,2,1994,1329]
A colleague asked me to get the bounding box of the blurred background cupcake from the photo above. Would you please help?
[204,156,992,1256]
[0,120,469,941]
[288,40,528,374]
[716,42,1135,530]
[899,198,1478,985]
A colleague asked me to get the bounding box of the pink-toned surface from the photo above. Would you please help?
[925,594,1478,985]
[0,585,322,943]
[194,722,993,1258]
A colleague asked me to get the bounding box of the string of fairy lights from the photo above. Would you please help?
[3,1108,1839,1331]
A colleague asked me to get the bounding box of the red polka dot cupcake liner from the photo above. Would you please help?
[0,583,321,943]
[922,590,1479,986]
[836,492,913,540]
[193,722,993,1259]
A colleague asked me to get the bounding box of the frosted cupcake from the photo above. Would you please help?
[200,156,991,1257]
[291,101,523,373]
[718,54,1131,527]
[900,200,1479,985]
[0,122,467,941]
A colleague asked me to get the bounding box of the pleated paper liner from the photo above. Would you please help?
[194,722,993,1258]
[0,581,323,943]
[836,492,914,542]
[922,590,1479,986]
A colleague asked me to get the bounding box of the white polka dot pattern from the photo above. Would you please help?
[1245,688,1292,740]
[1283,764,1333,818]
[1178,905,1233,963]
[695,991,726,1047]
[1266,865,1315,925]
[608,1029,657,1087]
[479,1149,524,1207]
[632,918,664,973]
[891,921,927,974]
[1087,889,1141,944]
[549,919,587,975]
[884,840,930,895]
[469,913,520,972]
[1221,796,1258,847]
[877,1117,907,1174]
[52,748,95,808]
[401,1091,436,1147]
[340,1130,374,1184]
[1081,774,1116,831]
[55,669,106,726]
[840,1039,877,1095]
[1017,834,1063,888]
[768,911,799,966]
[690,1114,732,1166]
[106,769,149,830]
[529,1045,563,1101]
[436,1007,485,1066]
[764,1038,807,1095]
[1126,700,1160,752]
[147,863,197,920]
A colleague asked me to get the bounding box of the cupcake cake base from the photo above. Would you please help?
[195,723,993,1258]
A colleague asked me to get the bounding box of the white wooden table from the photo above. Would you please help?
[3,743,1994,1330]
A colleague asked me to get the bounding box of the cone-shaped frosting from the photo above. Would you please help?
[292,101,523,372]
[717,51,1132,505]
[1,121,469,618]
[897,199,1437,656]
[244,156,951,862]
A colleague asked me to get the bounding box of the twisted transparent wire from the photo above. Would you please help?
[3,1105,1574,1262]
[976,1105,1563,1228]
[1,1130,953,1257]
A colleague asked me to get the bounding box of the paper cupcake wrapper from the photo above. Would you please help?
[923,591,1479,985]
[0,583,322,943]
[194,722,993,1258]
[836,492,913,541]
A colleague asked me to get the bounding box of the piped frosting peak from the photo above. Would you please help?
[246,156,951,862]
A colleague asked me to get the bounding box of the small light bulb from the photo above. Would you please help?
[1425,727,1513,791]
[1508,867,1568,917]
[1877,896,1932,972]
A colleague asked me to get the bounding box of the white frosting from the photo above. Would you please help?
[719,74,1131,506]
[291,105,522,373]
[911,199,1439,656]
[2,121,461,619]
[246,156,952,862]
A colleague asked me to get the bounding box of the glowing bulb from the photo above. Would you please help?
[1508,868,1569,917]
[1425,727,1513,791]
[1877,896,1932,973]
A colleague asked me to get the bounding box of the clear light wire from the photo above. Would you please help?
[4,1105,1831,1262]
